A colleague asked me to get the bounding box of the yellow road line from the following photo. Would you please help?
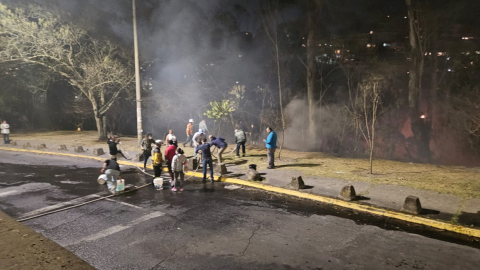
[1,147,479,238]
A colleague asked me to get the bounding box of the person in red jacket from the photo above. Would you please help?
[165,140,177,181]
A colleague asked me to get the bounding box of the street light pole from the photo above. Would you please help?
[133,0,143,146]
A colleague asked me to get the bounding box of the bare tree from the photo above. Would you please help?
[0,3,134,139]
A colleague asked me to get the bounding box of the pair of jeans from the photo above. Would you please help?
[236,142,245,156]
[153,165,162,178]
[202,158,214,181]
[143,150,151,168]
[173,171,184,188]
[184,135,193,147]
[267,148,276,168]
[3,134,9,144]
[105,169,120,193]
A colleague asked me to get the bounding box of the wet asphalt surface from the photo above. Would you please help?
[0,151,480,270]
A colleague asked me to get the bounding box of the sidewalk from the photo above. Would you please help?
[224,162,480,228]
[0,210,95,270]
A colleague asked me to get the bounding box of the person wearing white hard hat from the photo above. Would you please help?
[183,119,194,148]
[152,140,164,180]
[193,128,207,158]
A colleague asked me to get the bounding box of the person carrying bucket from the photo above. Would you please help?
[152,140,164,184]
[100,158,121,195]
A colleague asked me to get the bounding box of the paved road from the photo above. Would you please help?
[0,151,479,270]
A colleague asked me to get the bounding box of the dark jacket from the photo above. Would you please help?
[107,140,119,155]
[210,137,227,149]
[105,159,120,171]
[196,143,212,159]
[141,138,155,152]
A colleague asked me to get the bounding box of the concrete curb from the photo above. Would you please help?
[1,147,480,239]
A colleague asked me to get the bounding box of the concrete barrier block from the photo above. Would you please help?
[58,145,67,151]
[401,196,422,214]
[37,144,46,150]
[290,176,306,190]
[23,142,31,149]
[339,184,356,201]
[74,146,85,153]
[247,169,262,181]
[214,163,228,175]
[93,148,105,156]
[187,158,198,170]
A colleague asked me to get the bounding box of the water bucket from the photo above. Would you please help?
[249,164,257,170]
[153,178,164,190]
[97,174,107,185]
[116,179,125,192]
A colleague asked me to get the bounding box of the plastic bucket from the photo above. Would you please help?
[116,179,125,192]
[249,164,257,170]
[97,174,107,185]
[153,178,164,190]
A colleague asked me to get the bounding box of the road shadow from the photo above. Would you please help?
[229,160,248,166]
[354,195,371,201]
[275,163,320,168]
[421,208,440,215]
[457,211,480,227]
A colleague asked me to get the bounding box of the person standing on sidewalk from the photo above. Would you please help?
[152,140,164,181]
[234,129,247,157]
[165,140,177,181]
[165,130,178,147]
[140,133,155,171]
[1,120,10,144]
[100,158,121,195]
[183,119,194,148]
[196,138,214,183]
[171,148,187,192]
[209,135,227,164]
[263,127,277,169]
[199,120,209,136]
[193,129,206,158]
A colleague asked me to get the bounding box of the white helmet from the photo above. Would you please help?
[155,140,163,145]
[189,119,194,123]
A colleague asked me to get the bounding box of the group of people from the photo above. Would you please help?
[100,119,278,195]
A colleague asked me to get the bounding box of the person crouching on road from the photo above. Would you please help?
[107,135,128,160]
[234,129,247,157]
[101,158,121,195]
[152,140,164,181]
[171,148,187,192]
[193,129,206,158]
[165,140,177,181]
[209,135,227,164]
[263,127,277,169]
[196,138,214,183]
[141,133,155,171]
[1,120,10,144]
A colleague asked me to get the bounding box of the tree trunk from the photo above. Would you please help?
[95,113,107,140]
[306,2,316,140]
[406,0,431,162]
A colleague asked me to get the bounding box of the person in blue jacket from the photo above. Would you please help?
[209,135,228,164]
[263,127,277,169]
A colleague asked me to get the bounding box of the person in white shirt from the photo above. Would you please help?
[165,129,177,147]
[171,148,187,192]
[192,129,206,157]
[199,120,209,136]
[1,120,10,144]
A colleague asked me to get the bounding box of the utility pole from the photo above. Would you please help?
[133,0,143,145]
